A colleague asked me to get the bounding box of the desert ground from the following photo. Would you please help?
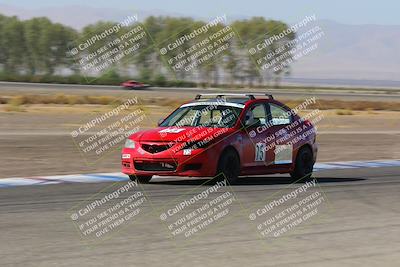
[0,96,398,178]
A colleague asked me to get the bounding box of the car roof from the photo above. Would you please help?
[195,93,272,101]
[181,93,275,107]
[194,97,250,104]
[181,98,247,109]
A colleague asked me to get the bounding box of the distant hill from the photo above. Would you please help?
[291,20,400,81]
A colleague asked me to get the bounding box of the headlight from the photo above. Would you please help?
[125,139,136,149]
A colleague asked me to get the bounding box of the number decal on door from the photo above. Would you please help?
[255,142,266,161]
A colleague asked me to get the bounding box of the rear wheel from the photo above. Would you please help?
[290,146,314,180]
[129,175,152,183]
[217,149,240,184]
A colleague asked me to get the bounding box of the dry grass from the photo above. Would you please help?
[284,99,400,111]
[0,94,188,110]
[1,94,400,112]
[335,109,354,115]
[0,97,8,104]
[2,94,120,106]
[3,104,25,112]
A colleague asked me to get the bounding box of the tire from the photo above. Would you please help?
[129,175,152,183]
[290,146,314,180]
[217,148,240,184]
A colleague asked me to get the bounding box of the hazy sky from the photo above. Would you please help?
[1,0,399,25]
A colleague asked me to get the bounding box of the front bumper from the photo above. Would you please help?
[121,146,219,177]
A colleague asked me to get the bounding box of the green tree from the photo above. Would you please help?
[1,16,26,75]
[231,17,295,86]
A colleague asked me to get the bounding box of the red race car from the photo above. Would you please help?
[122,93,318,184]
[121,80,150,90]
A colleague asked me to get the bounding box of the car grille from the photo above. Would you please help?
[134,161,177,171]
[141,143,173,154]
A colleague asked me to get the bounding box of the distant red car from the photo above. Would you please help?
[121,80,150,89]
[122,93,318,184]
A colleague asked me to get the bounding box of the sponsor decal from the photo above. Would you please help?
[183,149,192,155]
[274,145,293,164]
[159,128,186,133]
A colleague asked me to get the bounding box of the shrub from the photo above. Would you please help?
[152,74,167,87]
[97,69,121,85]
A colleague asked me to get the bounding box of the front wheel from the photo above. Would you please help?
[129,175,152,183]
[290,146,314,180]
[217,149,240,184]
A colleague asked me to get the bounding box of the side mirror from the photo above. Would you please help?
[245,118,252,127]
[157,118,164,126]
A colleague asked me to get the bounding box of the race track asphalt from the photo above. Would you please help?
[0,166,399,267]
[1,81,400,102]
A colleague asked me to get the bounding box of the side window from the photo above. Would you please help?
[269,103,291,125]
[245,104,267,126]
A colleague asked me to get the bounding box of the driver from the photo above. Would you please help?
[245,108,257,126]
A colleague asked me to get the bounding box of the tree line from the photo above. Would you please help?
[0,14,295,87]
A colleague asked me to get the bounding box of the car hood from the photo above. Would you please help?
[129,127,233,143]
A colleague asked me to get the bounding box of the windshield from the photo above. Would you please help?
[160,104,242,128]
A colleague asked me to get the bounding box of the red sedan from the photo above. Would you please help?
[122,93,318,184]
[121,80,150,89]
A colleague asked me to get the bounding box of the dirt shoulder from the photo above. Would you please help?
[0,104,399,178]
